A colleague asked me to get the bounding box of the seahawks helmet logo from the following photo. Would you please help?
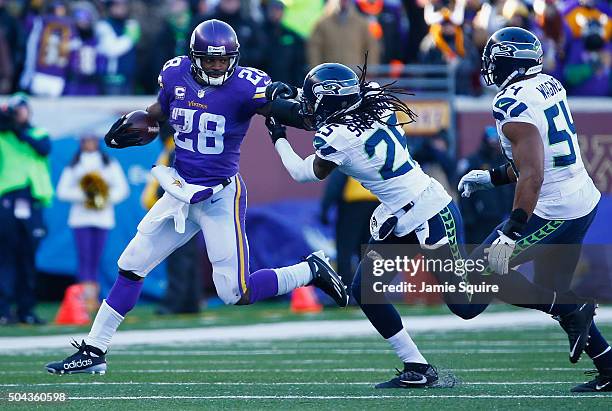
[312,80,360,97]
[490,41,542,60]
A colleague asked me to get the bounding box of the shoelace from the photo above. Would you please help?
[70,339,91,356]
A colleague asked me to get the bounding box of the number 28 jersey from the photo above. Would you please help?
[492,73,600,220]
[157,56,270,186]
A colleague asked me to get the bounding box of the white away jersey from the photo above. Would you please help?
[313,113,450,214]
[492,73,600,219]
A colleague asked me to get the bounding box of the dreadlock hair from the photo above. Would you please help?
[327,55,418,134]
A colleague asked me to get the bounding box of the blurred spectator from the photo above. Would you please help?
[418,6,480,95]
[0,0,25,93]
[501,0,530,29]
[563,0,612,95]
[65,2,106,95]
[96,0,141,94]
[150,0,192,90]
[308,0,381,68]
[278,0,325,39]
[320,171,378,287]
[355,0,409,64]
[189,0,211,31]
[456,126,514,243]
[141,131,204,315]
[209,0,266,68]
[564,0,612,40]
[56,134,129,312]
[19,1,73,97]
[410,130,455,193]
[0,94,53,325]
[402,0,429,63]
[260,0,306,85]
[532,0,569,80]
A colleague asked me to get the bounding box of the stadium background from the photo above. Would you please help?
[1,0,612,408]
[1,0,610,303]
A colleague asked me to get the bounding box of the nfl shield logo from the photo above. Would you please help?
[198,89,205,98]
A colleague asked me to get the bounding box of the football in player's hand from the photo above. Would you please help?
[123,110,160,146]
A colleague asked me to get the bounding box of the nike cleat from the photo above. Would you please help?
[45,339,107,375]
[306,251,349,307]
[556,303,596,363]
[571,369,612,392]
[375,363,439,389]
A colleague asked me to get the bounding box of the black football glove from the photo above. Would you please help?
[265,116,287,144]
[265,81,298,101]
[104,115,141,148]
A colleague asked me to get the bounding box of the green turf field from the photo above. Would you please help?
[1,304,611,410]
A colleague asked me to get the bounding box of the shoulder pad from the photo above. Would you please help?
[491,95,529,122]
[158,56,190,89]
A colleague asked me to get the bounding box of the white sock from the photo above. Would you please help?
[386,328,427,364]
[84,300,124,352]
[274,261,313,295]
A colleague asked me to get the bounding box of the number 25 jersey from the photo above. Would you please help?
[492,73,600,220]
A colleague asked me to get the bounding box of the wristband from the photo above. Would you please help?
[501,208,528,240]
[489,163,512,186]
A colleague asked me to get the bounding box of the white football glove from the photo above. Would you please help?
[485,231,516,275]
[457,170,495,198]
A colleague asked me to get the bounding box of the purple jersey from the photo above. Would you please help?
[157,56,270,185]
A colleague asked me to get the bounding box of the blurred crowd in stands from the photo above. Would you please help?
[0,0,611,97]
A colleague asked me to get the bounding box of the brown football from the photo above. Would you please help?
[124,110,160,145]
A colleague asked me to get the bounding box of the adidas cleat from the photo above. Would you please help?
[375,363,439,388]
[306,251,349,307]
[571,369,612,392]
[45,339,107,375]
[556,303,596,363]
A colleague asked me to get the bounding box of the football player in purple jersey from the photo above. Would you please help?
[45,19,348,375]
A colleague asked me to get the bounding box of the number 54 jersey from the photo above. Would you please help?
[492,73,600,220]
[157,56,270,186]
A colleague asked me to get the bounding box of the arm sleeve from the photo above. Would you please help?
[56,167,86,203]
[265,98,309,129]
[274,138,321,183]
[108,161,130,204]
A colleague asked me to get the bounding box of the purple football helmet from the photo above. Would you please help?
[189,19,240,86]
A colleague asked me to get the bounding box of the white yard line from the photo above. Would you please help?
[65,395,609,400]
[0,381,583,387]
[2,308,612,352]
[0,367,592,375]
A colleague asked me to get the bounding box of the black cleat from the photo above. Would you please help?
[375,363,439,388]
[556,303,596,363]
[306,251,349,307]
[571,369,612,392]
[45,340,107,375]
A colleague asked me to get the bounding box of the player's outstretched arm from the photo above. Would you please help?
[266,117,336,182]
